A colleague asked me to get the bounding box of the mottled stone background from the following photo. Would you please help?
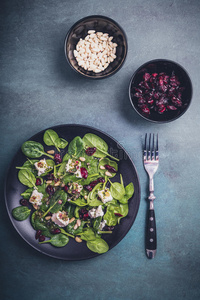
[1,0,200,299]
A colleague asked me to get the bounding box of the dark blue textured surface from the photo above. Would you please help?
[1,1,200,299]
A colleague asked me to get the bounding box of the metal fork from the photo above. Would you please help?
[143,133,159,259]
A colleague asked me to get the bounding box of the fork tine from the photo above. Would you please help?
[156,134,159,160]
[144,133,147,160]
[148,134,151,160]
[152,134,155,160]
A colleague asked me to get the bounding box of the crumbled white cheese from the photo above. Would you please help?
[65,159,82,178]
[52,211,69,227]
[29,189,43,206]
[98,189,113,203]
[34,159,48,176]
[89,205,104,219]
[99,220,107,230]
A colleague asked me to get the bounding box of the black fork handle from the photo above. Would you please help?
[146,204,157,259]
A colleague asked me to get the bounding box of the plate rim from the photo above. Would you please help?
[4,123,141,260]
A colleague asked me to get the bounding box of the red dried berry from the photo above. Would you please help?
[105,165,117,173]
[35,230,42,240]
[80,167,88,179]
[39,235,45,242]
[20,199,28,206]
[85,147,96,156]
[36,178,42,186]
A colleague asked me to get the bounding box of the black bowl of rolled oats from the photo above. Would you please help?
[64,15,128,79]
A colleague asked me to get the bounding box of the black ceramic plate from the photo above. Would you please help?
[5,124,140,260]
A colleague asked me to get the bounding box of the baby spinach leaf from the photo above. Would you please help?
[87,182,103,207]
[31,211,37,229]
[74,206,81,218]
[86,238,109,254]
[98,158,118,178]
[40,234,69,247]
[62,153,70,162]
[92,216,102,232]
[57,162,66,176]
[103,204,118,226]
[109,178,125,200]
[12,206,31,221]
[68,136,84,157]
[48,190,68,214]
[56,137,68,149]
[65,220,85,235]
[18,169,36,188]
[21,141,54,159]
[118,182,134,204]
[83,133,119,161]
[69,197,87,206]
[79,228,98,241]
[65,203,75,218]
[43,129,60,151]
[21,187,33,199]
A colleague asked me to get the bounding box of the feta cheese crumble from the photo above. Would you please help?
[34,159,48,176]
[89,205,104,219]
[98,189,113,203]
[65,159,82,178]
[29,189,43,206]
[52,211,69,227]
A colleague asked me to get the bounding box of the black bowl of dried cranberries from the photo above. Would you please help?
[129,59,192,123]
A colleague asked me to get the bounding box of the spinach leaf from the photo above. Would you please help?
[87,182,103,207]
[103,204,118,226]
[87,238,109,254]
[68,136,84,157]
[18,169,36,188]
[16,159,38,176]
[56,137,68,149]
[69,198,87,206]
[118,182,134,204]
[92,216,102,232]
[65,220,85,235]
[57,162,67,176]
[43,129,60,151]
[34,217,53,237]
[108,177,125,200]
[83,133,119,161]
[40,234,69,247]
[98,158,118,178]
[12,206,31,221]
[74,206,81,218]
[48,190,68,214]
[79,228,98,241]
[62,153,70,162]
[31,211,37,229]
[21,141,54,159]
[21,187,33,199]
[65,203,75,218]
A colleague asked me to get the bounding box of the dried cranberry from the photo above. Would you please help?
[35,230,42,240]
[104,165,117,173]
[64,185,69,192]
[36,178,42,186]
[84,185,92,191]
[90,180,98,187]
[85,147,96,156]
[80,167,88,179]
[39,235,45,242]
[98,177,105,183]
[114,213,123,217]
[54,153,62,164]
[82,212,89,220]
[52,228,61,234]
[20,199,28,206]
[46,173,54,181]
[46,185,55,195]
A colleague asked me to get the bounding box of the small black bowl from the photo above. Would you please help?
[64,15,128,79]
[129,59,193,123]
